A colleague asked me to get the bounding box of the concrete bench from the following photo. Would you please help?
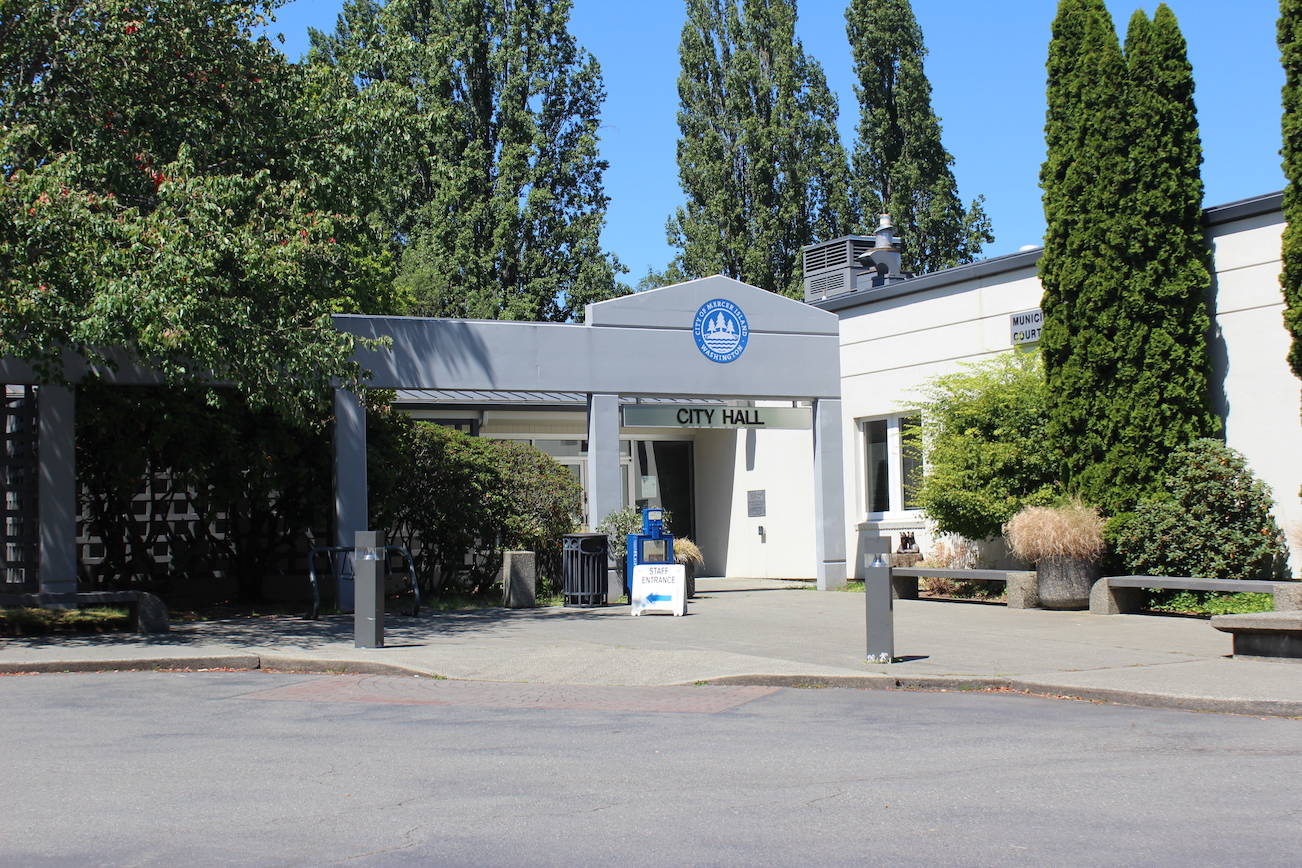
[1089,576,1302,615]
[0,591,169,634]
[889,568,1039,609]
[1211,612,1302,660]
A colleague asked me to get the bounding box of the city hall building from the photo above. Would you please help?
[4,193,1299,595]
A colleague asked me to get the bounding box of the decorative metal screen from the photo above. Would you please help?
[2,385,38,590]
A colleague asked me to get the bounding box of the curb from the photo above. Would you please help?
[694,673,1302,718]
[4,657,1300,718]
[0,655,261,674]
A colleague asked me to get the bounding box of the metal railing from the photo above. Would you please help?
[306,545,420,620]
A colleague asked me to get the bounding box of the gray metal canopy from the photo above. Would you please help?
[331,275,847,595]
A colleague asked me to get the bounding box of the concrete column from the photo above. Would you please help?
[586,393,621,530]
[333,388,367,611]
[38,384,77,597]
[813,398,847,590]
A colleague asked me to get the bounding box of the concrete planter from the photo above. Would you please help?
[1036,556,1099,610]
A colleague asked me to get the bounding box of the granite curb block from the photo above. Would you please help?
[697,673,1302,718]
[256,654,445,679]
[0,655,261,674]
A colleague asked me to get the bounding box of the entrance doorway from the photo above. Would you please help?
[634,440,694,540]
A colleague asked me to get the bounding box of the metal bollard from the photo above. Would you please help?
[865,549,894,664]
[354,530,384,649]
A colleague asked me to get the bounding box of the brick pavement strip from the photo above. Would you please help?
[240,674,781,713]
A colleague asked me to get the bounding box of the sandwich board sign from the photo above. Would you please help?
[631,563,687,616]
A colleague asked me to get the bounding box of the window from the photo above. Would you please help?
[861,413,922,515]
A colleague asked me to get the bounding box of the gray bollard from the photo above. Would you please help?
[864,537,894,663]
[354,530,384,649]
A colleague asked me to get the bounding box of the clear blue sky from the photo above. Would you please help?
[268,0,1287,281]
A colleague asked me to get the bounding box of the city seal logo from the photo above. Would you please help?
[693,298,749,363]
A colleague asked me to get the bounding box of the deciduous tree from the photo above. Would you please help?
[845,0,991,273]
[669,0,853,297]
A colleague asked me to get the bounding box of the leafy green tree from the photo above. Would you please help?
[0,0,398,421]
[311,0,626,322]
[1040,0,1217,515]
[911,351,1058,541]
[844,0,992,273]
[1113,439,1290,579]
[1281,0,1302,383]
[669,0,853,298]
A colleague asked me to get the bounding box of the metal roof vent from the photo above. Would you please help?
[856,213,912,287]
[801,235,874,302]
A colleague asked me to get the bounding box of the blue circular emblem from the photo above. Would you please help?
[693,298,749,364]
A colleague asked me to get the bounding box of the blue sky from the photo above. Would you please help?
[268,0,1287,281]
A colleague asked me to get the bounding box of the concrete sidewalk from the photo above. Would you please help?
[2,578,1300,717]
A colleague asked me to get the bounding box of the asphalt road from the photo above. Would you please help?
[2,671,1300,866]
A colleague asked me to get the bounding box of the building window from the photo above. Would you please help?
[861,413,922,516]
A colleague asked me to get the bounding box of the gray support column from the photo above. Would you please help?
[586,394,621,531]
[38,384,77,597]
[812,398,847,590]
[333,388,367,611]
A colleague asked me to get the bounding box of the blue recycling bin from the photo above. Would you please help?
[625,507,675,597]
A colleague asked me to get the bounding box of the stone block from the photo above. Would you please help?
[501,551,536,609]
[890,575,919,600]
[1211,612,1302,661]
[1005,571,1039,609]
[1089,579,1145,615]
[1272,582,1302,611]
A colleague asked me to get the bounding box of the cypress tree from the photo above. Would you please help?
[1281,0,1302,382]
[669,0,854,298]
[845,0,993,274]
[1107,6,1220,501]
[1038,0,1131,511]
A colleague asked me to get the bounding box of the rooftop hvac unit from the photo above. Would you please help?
[802,236,873,302]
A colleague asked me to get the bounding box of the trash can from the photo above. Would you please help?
[562,533,609,608]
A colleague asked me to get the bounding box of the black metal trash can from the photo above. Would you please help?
[562,533,609,608]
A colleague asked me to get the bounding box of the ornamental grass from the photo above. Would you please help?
[1004,501,1105,563]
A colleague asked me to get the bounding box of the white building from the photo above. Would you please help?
[809,191,1300,577]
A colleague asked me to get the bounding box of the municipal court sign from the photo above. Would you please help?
[631,563,687,616]
[1010,308,1043,345]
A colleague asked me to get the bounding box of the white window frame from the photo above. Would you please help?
[857,412,922,519]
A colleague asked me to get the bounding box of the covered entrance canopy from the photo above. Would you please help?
[333,275,847,591]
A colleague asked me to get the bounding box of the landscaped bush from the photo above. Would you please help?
[1112,439,1290,580]
[368,409,582,596]
[911,351,1059,540]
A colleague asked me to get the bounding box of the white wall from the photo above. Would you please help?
[831,198,1302,578]
[1207,211,1301,573]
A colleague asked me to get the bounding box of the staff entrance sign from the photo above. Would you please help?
[631,563,687,616]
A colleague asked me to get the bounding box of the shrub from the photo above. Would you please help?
[1004,500,1106,563]
[911,351,1059,540]
[674,538,704,568]
[369,412,582,595]
[1113,439,1289,579]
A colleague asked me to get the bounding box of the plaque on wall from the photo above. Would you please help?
[747,489,766,518]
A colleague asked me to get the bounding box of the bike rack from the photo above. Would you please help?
[306,545,420,620]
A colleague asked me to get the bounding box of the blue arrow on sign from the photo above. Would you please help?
[647,594,672,603]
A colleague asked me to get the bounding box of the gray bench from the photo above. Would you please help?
[1089,576,1302,615]
[1210,612,1302,660]
[0,591,169,634]
[889,568,1039,609]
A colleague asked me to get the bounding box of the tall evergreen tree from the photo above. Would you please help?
[312,0,625,322]
[845,0,992,274]
[669,0,853,298]
[1114,5,1220,490]
[1040,1,1220,515]
[1280,0,1302,383]
[1038,0,1131,511]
